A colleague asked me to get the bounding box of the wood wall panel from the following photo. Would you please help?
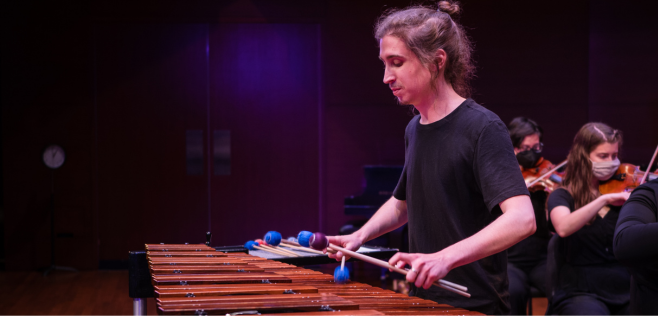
[95,24,210,261]
[208,24,320,245]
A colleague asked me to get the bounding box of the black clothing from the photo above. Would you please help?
[546,188,630,312]
[507,260,547,314]
[393,99,529,315]
[552,294,629,315]
[507,190,550,314]
[614,179,658,315]
[508,190,550,266]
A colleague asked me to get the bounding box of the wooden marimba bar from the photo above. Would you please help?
[145,243,482,315]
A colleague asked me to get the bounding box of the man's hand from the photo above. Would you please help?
[323,197,407,261]
[388,251,454,289]
[326,233,364,260]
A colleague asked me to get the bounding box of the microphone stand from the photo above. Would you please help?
[43,170,77,276]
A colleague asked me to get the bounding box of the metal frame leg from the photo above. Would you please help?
[133,298,147,316]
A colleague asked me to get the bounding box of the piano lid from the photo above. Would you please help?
[344,165,403,217]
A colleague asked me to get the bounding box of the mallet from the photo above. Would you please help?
[308,232,470,298]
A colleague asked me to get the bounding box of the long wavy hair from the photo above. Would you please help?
[374,1,475,98]
[563,122,622,209]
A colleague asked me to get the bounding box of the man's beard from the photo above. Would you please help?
[395,96,412,106]
[392,96,416,115]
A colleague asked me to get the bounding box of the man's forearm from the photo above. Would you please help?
[355,196,408,244]
[439,196,535,270]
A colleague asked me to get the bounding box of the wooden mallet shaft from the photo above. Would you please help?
[279,242,325,255]
[266,244,300,257]
[259,243,299,257]
[281,239,335,254]
[253,245,288,256]
[328,243,470,298]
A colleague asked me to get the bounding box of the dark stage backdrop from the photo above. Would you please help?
[94,24,212,262]
[95,23,320,262]
[587,3,658,161]
[207,24,320,247]
[2,0,657,270]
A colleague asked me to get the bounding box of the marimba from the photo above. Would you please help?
[144,243,482,315]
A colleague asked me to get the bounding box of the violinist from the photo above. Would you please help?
[506,117,552,315]
[547,122,630,315]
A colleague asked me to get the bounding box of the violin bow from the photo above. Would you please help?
[639,144,658,185]
[526,160,567,188]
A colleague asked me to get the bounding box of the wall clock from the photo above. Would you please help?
[43,145,65,169]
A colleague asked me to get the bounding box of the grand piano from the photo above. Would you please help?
[342,165,406,251]
[343,165,403,217]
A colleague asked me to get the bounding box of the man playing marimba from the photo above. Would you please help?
[327,1,536,314]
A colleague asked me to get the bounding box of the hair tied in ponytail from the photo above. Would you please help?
[437,0,460,17]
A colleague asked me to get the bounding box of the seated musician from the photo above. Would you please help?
[614,178,658,315]
[326,1,536,314]
[506,117,552,314]
[547,122,631,314]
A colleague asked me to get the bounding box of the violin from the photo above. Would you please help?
[521,157,564,193]
[599,163,658,194]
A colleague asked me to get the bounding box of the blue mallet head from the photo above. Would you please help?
[297,231,313,247]
[264,231,282,246]
[334,265,350,284]
[244,240,257,250]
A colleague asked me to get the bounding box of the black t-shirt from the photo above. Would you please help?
[393,99,529,315]
[614,179,658,314]
[546,188,630,306]
[508,190,550,267]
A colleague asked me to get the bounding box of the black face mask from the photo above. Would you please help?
[516,150,542,169]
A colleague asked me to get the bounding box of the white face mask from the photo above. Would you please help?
[591,158,620,181]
